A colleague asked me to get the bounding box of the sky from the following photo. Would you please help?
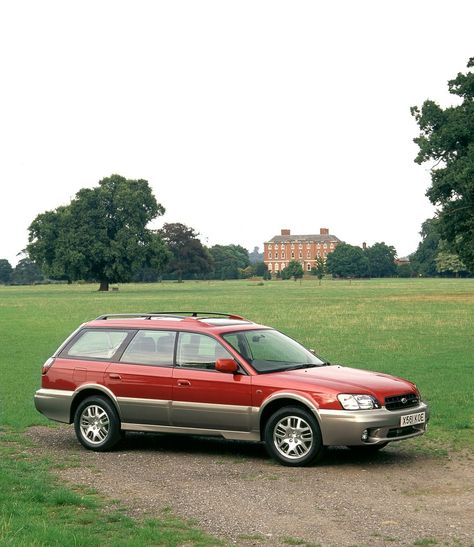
[0,1,473,266]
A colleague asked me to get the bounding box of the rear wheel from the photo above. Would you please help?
[74,396,121,451]
[264,406,324,467]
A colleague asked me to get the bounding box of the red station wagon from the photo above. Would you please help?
[34,312,429,466]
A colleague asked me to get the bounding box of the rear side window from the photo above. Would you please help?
[120,330,176,366]
[65,329,129,360]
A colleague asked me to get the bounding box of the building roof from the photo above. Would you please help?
[267,234,341,244]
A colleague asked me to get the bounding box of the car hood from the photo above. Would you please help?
[263,365,415,397]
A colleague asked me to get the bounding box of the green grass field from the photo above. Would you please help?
[1,278,473,545]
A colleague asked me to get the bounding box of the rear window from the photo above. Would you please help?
[120,330,176,366]
[64,329,129,360]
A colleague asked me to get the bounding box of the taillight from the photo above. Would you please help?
[41,357,55,375]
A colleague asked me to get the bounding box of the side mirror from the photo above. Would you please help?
[215,358,238,374]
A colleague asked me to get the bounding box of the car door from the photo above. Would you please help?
[105,329,176,425]
[171,332,253,432]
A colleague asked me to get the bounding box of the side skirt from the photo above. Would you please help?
[121,422,261,441]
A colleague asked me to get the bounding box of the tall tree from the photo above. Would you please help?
[249,246,263,264]
[311,256,327,284]
[0,259,13,284]
[209,244,250,279]
[326,243,369,278]
[11,258,43,285]
[365,242,397,277]
[410,218,441,277]
[28,174,169,291]
[411,58,474,273]
[435,241,467,277]
[158,223,212,282]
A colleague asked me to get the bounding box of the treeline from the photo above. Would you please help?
[0,175,269,289]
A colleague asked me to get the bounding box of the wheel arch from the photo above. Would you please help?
[258,392,320,441]
[70,384,121,424]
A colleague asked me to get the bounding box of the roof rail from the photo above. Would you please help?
[95,311,247,321]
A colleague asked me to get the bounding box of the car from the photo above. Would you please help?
[34,311,429,466]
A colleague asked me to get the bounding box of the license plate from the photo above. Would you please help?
[400,412,425,427]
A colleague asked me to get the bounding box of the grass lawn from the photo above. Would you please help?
[0,278,473,544]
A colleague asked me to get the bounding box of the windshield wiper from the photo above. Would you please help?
[288,363,321,370]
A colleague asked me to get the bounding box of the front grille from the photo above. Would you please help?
[385,393,419,411]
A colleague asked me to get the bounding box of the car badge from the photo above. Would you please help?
[401,397,407,404]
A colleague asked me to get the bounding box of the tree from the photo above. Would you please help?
[365,242,397,277]
[209,245,250,279]
[27,175,169,291]
[249,246,263,263]
[397,262,413,278]
[253,261,269,277]
[326,243,369,278]
[311,256,327,284]
[0,259,13,284]
[158,223,212,282]
[411,58,474,273]
[281,260,304,281]
[11,258,43,285]
[435,241,467,276]
[410,218,441,276]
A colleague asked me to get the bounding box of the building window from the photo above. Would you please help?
[269,252,272,259]
[282,252,285,259]
[323,243,327,249]
[299,251,302,259]
[306,251,310,258]
[291,251,295,259]
[291,243,294,249]
[307,263,311,271]
[299,243,303,249]
[275,263,279,271]
[275,252,278,259]
[269,245,272,250]
[281,263,285,270]
[268,263,273,271]
[330,243,334,248]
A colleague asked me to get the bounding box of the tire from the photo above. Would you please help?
[74,396,122,451]
[348,442,388,453]
[264,406,324,467]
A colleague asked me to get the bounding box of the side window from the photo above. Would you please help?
[120,330,176,366]
[176,333,232,370]
[65,329,129,360]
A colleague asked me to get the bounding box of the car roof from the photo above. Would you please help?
[84,312,268,334]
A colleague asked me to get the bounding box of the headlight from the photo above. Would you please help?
[337,394,379,410]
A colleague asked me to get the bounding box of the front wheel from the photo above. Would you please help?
[264,406,324,467]
[74,396,121,451]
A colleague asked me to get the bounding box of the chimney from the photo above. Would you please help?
[362,242,367,250]
[281,229,291,236]
[320,228,329,235]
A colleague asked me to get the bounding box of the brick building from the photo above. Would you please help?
[264,228,341,275]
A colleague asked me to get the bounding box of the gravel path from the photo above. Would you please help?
[27,426,474,546]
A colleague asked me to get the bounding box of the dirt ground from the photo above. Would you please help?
[27,426,474,546]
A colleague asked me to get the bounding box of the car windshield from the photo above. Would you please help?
[222,329,326,373]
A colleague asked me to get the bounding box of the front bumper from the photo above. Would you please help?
[317,402,430,446]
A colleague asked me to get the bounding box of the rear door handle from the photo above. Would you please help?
[177,379,191,387]
[109,373,122,380]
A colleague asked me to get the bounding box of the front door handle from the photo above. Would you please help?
[177,379,191,387]
[109,373,122,380]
